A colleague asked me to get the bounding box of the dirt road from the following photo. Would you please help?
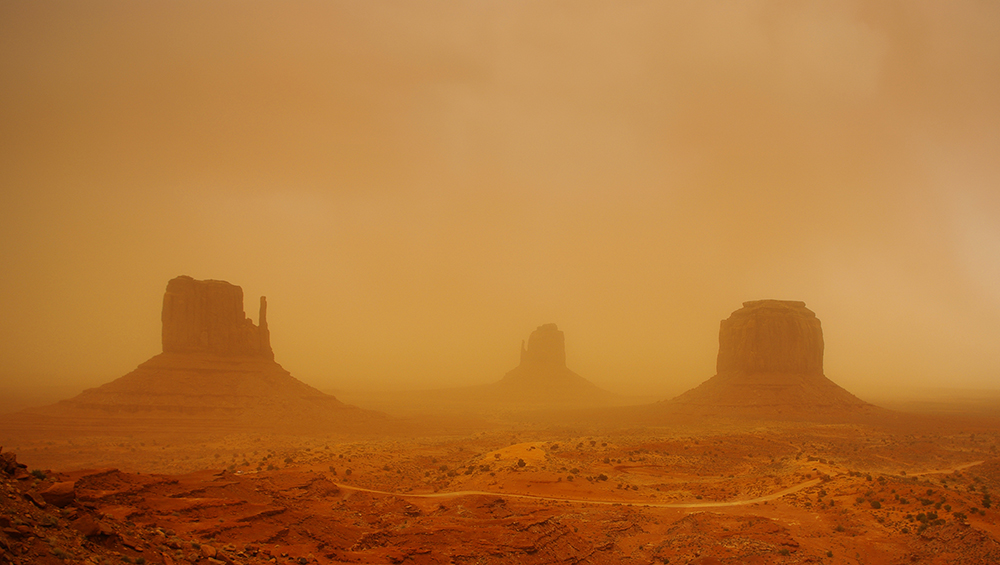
[334,459,984,509]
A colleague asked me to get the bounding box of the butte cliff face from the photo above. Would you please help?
[716,300,823,377]
[161,276,273,359]
[670,300,870,417]
[494,324,612,406]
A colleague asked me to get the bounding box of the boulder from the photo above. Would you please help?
[201,543,218,559]
[40,481,76,507]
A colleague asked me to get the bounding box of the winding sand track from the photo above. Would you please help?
[335,478,822,508]
[333,460,984,509]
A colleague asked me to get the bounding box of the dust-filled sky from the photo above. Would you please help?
[2,1,999,402]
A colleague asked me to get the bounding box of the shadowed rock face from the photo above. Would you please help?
[716,300,823,376]
[162,276,273,359]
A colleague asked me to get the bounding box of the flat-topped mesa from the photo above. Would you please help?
[716,299,823,376]
[161,276,273,359]
[518,323,567,368]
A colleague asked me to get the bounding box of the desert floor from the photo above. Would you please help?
[3,413,1000,565]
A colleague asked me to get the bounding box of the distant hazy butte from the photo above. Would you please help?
[670,300,871,416]
[493,323,613,406]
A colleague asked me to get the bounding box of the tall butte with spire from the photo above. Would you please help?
[29,276,377,431]
[160,276,273,359]
[668,300,873,418]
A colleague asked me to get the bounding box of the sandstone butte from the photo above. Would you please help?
[26,276,379,432]
[492,323,614,406]
[669,299,874,418]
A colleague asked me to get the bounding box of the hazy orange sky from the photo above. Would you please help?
[2,1,999,402]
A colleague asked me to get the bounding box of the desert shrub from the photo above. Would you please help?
[778,549,790,556]
[826,551,833,557]
[517,459,526,468]
[983,494,992,509]
[31,469,46,480]
[870,500,881,509]
[597,474,608,481]
[345,469,352,476]
[41,515,59,527]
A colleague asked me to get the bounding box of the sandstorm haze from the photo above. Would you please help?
[1,1,999,404]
